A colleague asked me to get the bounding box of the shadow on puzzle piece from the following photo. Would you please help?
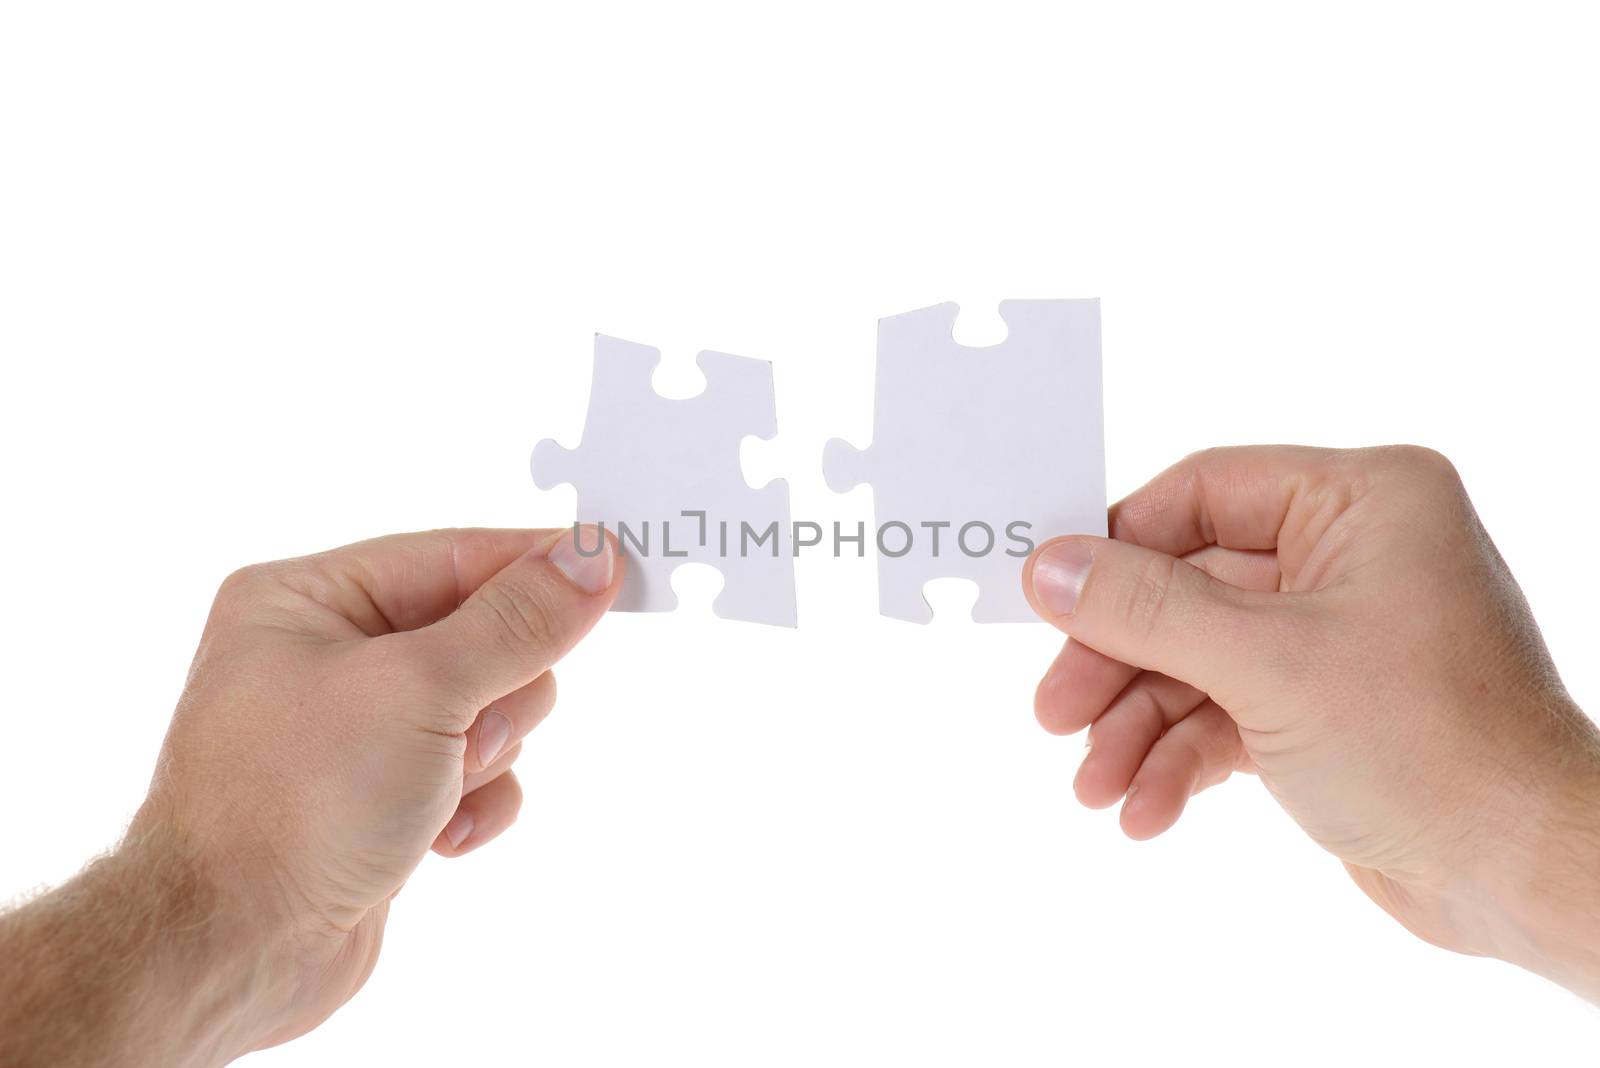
[531,334,797,627]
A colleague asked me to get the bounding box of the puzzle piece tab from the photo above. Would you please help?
[532,334,797,627]
[823,300,1105,623]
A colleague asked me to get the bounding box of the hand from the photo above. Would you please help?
[0,526,621,1066]
[1023,446,1600,998]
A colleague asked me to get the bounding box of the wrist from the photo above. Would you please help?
[0,819,307,1067]
[111,825,300,1064]
[1475,723,1600,1000]
[114,813,331,1065]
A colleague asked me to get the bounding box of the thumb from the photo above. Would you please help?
[399,525,623,722]
[1022,536,1285,705]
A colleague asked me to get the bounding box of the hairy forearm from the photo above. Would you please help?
[0,824,280,1068]
[1442,698,1600,1004]
[1496,735,1600,1003]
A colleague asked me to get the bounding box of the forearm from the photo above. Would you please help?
[1478,707,1600,1003]
[0,824,282,1068]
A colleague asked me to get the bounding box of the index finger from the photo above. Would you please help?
[1108,445,1340,558]
[301,528,561,633]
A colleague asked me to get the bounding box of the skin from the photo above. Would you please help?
[0,445,1595,1065]
[0,525,623,1064]
[1024,445,1600,997]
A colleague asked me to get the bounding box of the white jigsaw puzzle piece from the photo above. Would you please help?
[532,334,797,627]
[823,300,1105,623]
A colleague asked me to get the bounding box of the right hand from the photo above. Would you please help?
[132,526,622,1057]
[1022,445,1600,999]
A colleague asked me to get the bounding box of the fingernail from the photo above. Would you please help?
[444,809,474,850]
[478,708,512,767]
[444,808,473,850]
[549,525,613,594]
[1032,540,1094,616]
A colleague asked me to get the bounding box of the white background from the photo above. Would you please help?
[3,2,1598,1063]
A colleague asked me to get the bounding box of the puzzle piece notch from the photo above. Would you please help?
[531,334,797,627]
[530,438,578,491]
[820,437,870,495]
[823,300,1072,490]
[822,299,1106,625]
[534,337,778,488]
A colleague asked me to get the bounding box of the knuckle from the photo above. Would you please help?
[1190,709,1236,762]
[1379,444,1461,484]
[1120,685,1166,734]
[1176,444,1271,475]
[528,670,558,714]
[1178,446,1223,468]
[1172,736,1208,776]
[214,559,322,614]
[1121,552,1178,640]
[505,773,525,809]
[477,580,560,650]
[215,562,270,603]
